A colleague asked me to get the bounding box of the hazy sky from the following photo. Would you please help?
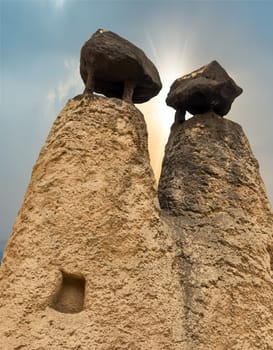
[1,0,273,245]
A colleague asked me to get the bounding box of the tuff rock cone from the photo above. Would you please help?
[158,112,273,349]
[0,95,184,349]
[1,82,273,349]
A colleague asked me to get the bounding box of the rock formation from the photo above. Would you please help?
[80,29,162,103]
[1,29,273,348]
[158,112,273,349]
[0,95,184,349]
[166,60,243,122]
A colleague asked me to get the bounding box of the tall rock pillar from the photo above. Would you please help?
[159,112,273,349]
[0,95,184,349]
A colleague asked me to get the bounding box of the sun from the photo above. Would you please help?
[136,25,192,181]
[138,64,190,182]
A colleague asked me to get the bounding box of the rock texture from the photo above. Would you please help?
[80,29,162,103]
[166,61,243,120]
[1,94,273,350]
[0,95,184,349]
[158,112,273,349]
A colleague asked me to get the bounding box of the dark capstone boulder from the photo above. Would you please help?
[80,29,162,104]
[166,60,243,120]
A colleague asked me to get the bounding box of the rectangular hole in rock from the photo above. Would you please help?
[50,270,85,314]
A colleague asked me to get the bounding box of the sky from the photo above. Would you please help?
[1,0,273,247]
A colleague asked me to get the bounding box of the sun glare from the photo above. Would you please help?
[136,23,193,181]
[138,47,190,181]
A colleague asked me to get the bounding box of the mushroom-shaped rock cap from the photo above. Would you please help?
[80,29,162,103]
[166,60,243,117]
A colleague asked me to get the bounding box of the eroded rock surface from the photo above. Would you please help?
[166,61,243,119]
[80,29,162,103]
[159,112,273,349]
[0,95,184,349]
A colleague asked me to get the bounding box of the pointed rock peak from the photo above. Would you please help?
[80,29,162,104]
[0,95,185,348]
[158,110,273,349]
[166,60,243,121]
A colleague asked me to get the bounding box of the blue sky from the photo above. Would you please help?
[1,0,273,246]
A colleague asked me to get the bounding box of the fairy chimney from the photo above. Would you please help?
[1,34,273,350]
[0,31,185,349]
[159,66,273,347]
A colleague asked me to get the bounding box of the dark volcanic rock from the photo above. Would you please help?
[80,29,162,103]
[166,60,243,119]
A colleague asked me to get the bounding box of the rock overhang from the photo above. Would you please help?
[166,60,243,118]
[80,29,162,103]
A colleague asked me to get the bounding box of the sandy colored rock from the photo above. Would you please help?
[158,112,273,349]
[0,95,184,349]
[1,95,273,350]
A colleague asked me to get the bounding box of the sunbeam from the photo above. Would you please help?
[138,28,192,180]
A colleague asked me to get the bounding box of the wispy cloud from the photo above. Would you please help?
[57,59,83,101]
[46,58,83,106]
[46,90,56,104]
[44,58,83,124]
[52,0,66,9]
